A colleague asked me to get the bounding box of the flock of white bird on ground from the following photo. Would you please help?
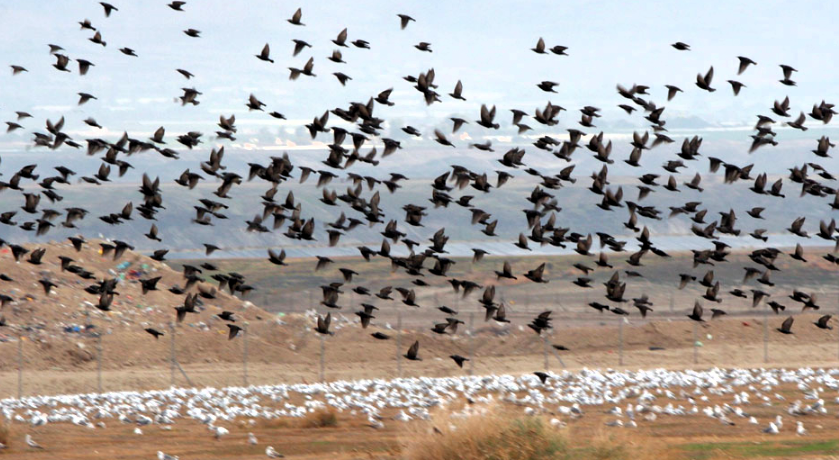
[1,367,838,456]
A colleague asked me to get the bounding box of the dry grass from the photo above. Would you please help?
[402,407,568,460]
[401,408,670,460]
[300,408,339,428]
[246,417,293,430]
[0,417,9,448]
[587,437,631,460]
[586,431,655,460]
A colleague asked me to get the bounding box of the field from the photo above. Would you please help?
[3,245,839,458]
[3,370,839,459]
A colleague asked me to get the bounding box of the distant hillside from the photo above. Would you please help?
[0,172,831,259]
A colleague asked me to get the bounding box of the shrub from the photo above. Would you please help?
[402,409,660,460]
[0,417,10,448]
[402,409,567,460]
[301,408,338,428]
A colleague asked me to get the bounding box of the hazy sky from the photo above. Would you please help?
[0,0,836,155]
[0,0,837,255]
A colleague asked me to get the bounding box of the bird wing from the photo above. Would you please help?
[782,316,794,332]
[705,66,714,84]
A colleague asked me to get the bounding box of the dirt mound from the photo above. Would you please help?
[1,240,835,380]
[0,238,271,371]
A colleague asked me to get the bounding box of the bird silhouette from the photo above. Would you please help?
[450,355,469,368]
[777,317,794,334]
[404,341,421,361]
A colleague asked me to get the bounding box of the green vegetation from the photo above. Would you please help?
[681,439,839,459]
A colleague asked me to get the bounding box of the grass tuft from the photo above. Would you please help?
[0,417,10,447]
[250,417,293,430]
[587,432,634,460]
[402,408,568,460]
[301,408,339,428]
[402,408,668,460]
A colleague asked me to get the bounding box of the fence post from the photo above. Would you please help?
[547,331,567,369]
[836,294,839,362]
[17,336,23,399]
[467,312,475,376]
[169,322,176,387]
[831,290,838,361]
[396,310,403,378]
[669,292,675,314]
[692,321,698,365]
[763,304,769,363]
[97,334,103,393]
[319,333,325,383]
[243,323,249,387]
[618,316,624,366]
[542,334,549,370]
[174,361,194,387]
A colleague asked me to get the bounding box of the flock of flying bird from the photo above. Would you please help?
[2,1,839,373]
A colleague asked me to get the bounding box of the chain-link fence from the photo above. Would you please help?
[2,280,839,399]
